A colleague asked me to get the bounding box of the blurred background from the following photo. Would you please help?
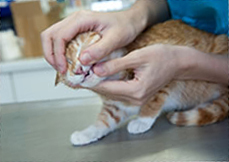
[0,0,136,105]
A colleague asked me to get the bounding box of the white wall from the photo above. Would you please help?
[0,58,98,104]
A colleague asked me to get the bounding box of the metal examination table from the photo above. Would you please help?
[1,98,228,162]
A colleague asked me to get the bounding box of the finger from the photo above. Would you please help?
[41,18,72,71]
[93,50,141,76]
[94,80,138,97]
[80,31,123,65]
[91,87,134,102]
[53,37,67,74]
[51,19,94,73]
[93,76,150,105]
[41,32,57,70]
[101,94,140,105]
[96,79,150,106]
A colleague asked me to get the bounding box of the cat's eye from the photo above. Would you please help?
[66,58,73,65]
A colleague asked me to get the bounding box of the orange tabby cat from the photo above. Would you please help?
[55,20,228,146]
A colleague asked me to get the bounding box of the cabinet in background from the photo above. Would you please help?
[0,58,97,104]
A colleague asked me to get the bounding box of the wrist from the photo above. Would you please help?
[124,1,151,35]
[172,46,197,80]
[173,46,228,84]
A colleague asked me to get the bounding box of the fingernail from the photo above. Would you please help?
[94,64,106,76]
[80,53,92,64]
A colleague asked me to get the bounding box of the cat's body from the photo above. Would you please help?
[55,20,228,146]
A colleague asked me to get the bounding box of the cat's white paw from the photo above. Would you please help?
[127,117,156,134]
[70,125,110,146]
[70,131,98,146]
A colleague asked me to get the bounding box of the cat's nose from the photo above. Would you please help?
[74,66,84,75]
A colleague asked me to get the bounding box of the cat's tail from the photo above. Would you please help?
[166,94,229,126]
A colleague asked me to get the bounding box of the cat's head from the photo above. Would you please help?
[55,32,126,88]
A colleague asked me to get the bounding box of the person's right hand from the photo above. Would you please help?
[41,10,144,74]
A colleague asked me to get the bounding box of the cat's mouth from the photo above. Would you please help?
[79,64,95,83]
[66,64,102,88]
[82,69,92,82]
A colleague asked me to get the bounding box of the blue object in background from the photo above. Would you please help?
[57,0,65,3]
[167,0,228,35]
[0,0,15,31]
[0,0,14,17]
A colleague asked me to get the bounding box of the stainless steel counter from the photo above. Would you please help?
[1,98,228,162]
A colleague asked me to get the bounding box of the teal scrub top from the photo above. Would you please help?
[167,0,228,35]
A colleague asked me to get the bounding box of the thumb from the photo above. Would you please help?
[80,31,122,65]
[93,50,141,77]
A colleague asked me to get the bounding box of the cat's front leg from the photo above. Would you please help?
[70,121,111,146]
[127,116,158,134]
[70,103,131,146]
[127,91,167,134]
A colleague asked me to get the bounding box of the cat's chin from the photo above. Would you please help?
[66,71,84,86]
[65,70,105,88]
[80,73,105,88]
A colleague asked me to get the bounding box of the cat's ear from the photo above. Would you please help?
[55,72,61,86]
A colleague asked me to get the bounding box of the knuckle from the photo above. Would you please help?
[53,37,66,50]
[52,33,61,40]
[41,30,49,40]
[52,30,65,41]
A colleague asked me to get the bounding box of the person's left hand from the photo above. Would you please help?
[91,44,186,105]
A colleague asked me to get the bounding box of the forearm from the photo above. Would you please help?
[125,0,170,34]
[176,46,228,85]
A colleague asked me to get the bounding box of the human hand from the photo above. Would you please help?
[41,10,145,74]
[92,44,184,105]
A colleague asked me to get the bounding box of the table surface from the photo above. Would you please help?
[1,98,228,162]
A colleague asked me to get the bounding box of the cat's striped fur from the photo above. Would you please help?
[55,20,228,146]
